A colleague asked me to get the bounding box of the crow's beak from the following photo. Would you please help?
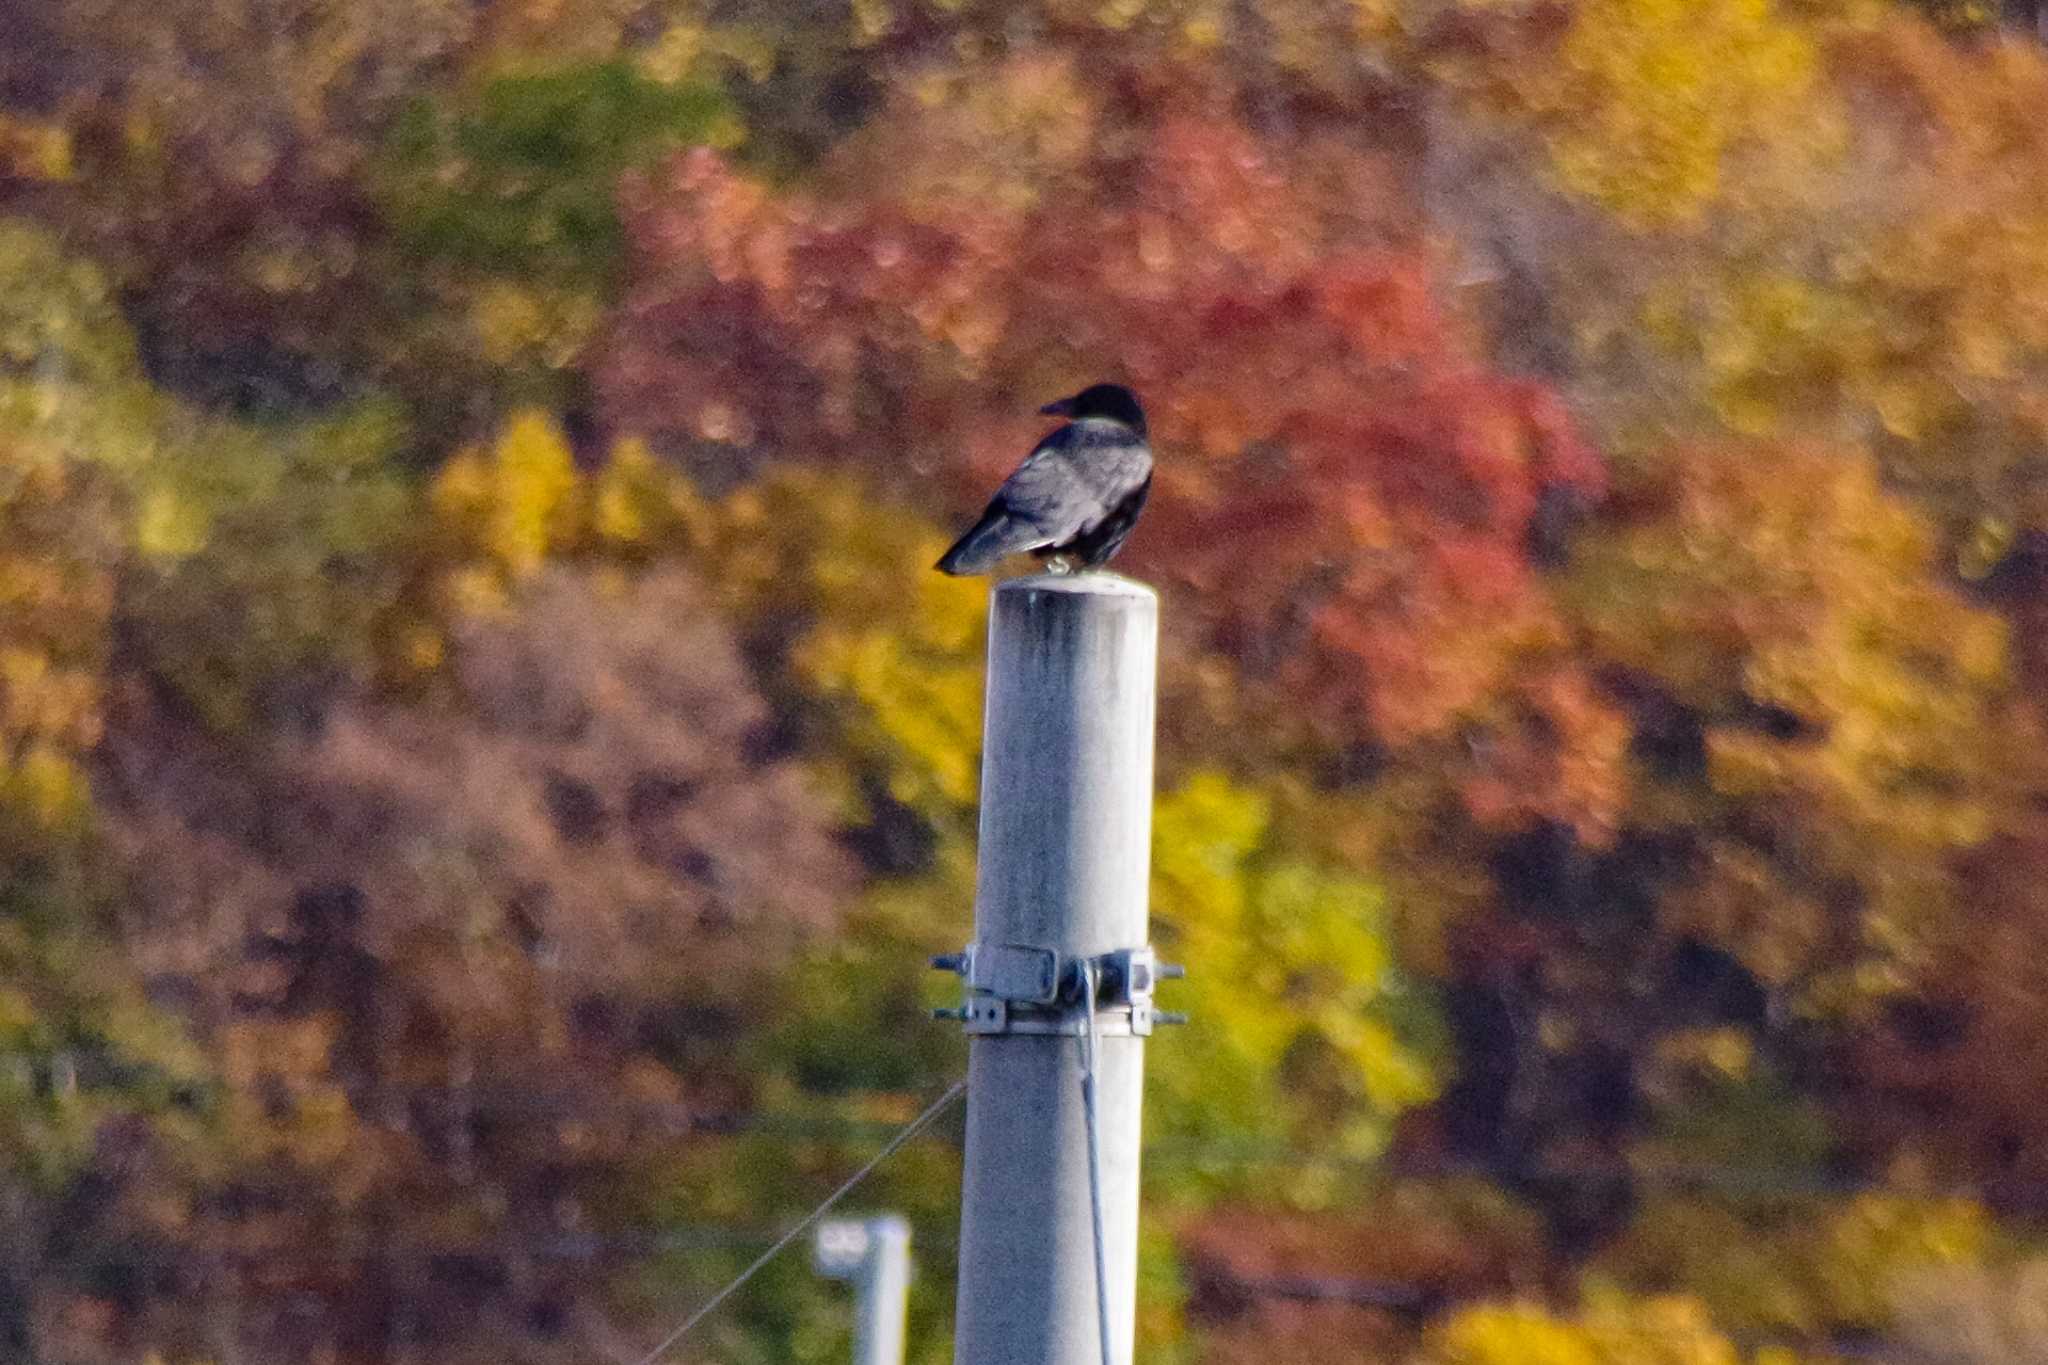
[1039,396,1078,417]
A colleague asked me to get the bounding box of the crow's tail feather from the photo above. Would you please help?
[936,509,1036,576]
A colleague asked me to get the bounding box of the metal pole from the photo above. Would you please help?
[863,1218,912,1365]
[951,573,1157,1365]
[816,1216,913,1365]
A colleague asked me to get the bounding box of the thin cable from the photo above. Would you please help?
[625,1078,966,1365]
[1078,963,1114,1365]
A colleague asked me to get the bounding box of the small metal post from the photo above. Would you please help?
[815,1215,913,1365]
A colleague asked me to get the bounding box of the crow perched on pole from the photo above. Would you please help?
[936,384,1153,576]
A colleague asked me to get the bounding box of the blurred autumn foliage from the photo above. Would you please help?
[8,0,2048,1360]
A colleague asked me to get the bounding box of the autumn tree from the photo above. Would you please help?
[0,0,736,426]
[0,221,218,1359]
[1592,1189,1998,1350]
[1426,7,2048,566]
[1415,1288,1748,1365]
[370,59,734,435]
[93,562,859,1362]
[0,0,476,407]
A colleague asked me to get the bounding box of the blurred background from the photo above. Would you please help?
[4,0,2048,1361]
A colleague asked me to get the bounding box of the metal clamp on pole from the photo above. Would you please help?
[931,943,1186,1037]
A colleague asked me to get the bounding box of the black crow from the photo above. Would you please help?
[935,383,1153,576]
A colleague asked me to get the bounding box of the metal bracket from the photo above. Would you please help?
[932,943,1186,1037]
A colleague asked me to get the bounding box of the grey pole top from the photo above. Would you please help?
[971,573,1157,957]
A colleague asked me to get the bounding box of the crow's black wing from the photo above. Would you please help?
[996,433,1113,534]
[1057,419,1152,507]
[934,421,1153,575]
[934,437,1074,575]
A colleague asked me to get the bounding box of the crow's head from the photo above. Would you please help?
[1041,383,1146,434]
